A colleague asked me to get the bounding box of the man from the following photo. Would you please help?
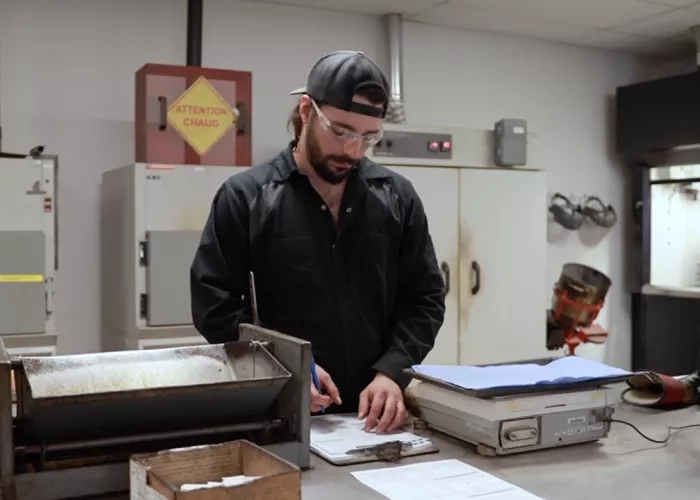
[190,50,445,434]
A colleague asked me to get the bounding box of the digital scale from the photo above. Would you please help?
[404,262,629,456]
[405,368,627,456]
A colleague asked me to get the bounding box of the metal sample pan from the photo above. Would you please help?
[18,341,291,443]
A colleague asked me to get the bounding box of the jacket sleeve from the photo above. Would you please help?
[373,183,446,390]
[190,182,252,344]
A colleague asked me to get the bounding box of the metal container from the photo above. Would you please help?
[551,263,612,328]
[18,341,291,443]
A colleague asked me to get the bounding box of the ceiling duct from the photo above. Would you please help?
[384,13,406,124]
[644,26,699,80]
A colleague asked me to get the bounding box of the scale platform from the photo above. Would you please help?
[404,363,629,456]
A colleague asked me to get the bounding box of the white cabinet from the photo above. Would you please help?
[388,167,460,366]
[388,166,548,367]
[458,169,549,365]
[137,336,207,350]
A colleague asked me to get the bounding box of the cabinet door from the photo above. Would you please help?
[459,168,549,365]
[388,166,460,365]
[0,159,44,231]
[0,159,47,335]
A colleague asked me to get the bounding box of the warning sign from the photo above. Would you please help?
[167,76,236,156]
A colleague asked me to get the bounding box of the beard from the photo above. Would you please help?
[304,123,360,185]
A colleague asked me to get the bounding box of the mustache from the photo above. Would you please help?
[326,155,360,166]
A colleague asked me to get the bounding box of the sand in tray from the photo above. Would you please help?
[27,354,235,398]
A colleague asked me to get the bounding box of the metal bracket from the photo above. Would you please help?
[139,294,148,319]
[347,440,405,462]
[250,340,270,349]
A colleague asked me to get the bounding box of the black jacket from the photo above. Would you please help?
[190,143,446,413]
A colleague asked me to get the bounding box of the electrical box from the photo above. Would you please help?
[368,122,535,170]
[494,119,527,167]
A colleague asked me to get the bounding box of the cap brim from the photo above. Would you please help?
[289,87,306,95]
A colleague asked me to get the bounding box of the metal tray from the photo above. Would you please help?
[18,341,291,443]
[404,356,630,399]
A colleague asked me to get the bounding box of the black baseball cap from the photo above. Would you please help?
[290,50,389,119]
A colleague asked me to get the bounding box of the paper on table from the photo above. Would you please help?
[180,475,261,492]
[412,355,631,391]
[310,414,433,460]
[351,459,545,500]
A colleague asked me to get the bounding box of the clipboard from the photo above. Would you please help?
[310,414,439,466]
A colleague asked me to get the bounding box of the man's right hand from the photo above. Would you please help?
[311,365,342,413]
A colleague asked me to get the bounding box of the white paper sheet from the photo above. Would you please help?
[310,414,433,462]
[180,475,261,491]
[412,356,630,391]
[351,459,545,500]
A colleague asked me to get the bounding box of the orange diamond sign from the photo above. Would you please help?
[167,76,236,156]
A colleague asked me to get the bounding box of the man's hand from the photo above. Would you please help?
[310,364,342,413]
[358,372,407,434]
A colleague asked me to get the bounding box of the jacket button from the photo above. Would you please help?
[321,205,327,210]
[346,207,352,213]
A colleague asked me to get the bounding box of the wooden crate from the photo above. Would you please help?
[130,440,300,500]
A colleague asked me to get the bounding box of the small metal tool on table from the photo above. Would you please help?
[347,441,410,462]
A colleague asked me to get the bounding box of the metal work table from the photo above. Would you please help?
[302,405,700,500]
[107,403,700,500]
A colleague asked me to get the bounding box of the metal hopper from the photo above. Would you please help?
[18,341,291,443]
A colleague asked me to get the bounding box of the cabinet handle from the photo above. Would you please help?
[471,261,481,295]
[236,101,247,136]
[440,261,450,295]
[157,95,168,131]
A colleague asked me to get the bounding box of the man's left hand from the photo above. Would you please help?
[358,372,407,434]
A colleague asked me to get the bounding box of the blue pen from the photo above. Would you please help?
[310,353,325,412]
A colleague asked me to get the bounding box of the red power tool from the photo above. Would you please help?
[546,263,612,355]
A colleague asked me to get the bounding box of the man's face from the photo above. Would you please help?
[302,96,383,185]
